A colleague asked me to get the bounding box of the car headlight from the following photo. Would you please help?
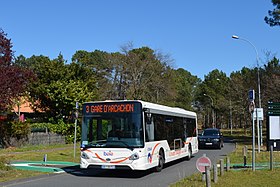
[213,138,220,141]
[129,152,139,160]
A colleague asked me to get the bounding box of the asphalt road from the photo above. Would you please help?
[2,141,235,187]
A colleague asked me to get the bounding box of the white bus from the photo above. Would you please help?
[80,100,198,172]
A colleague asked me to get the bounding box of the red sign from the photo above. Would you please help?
[196,155,212,173]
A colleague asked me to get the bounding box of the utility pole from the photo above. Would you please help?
[249,90,255,171]
[230,99,233,135]
[74,101,79,159]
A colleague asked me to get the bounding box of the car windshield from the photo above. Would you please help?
[203,129,219,136]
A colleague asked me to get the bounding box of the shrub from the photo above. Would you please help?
[10,121,31,140]
[0,156,11,177]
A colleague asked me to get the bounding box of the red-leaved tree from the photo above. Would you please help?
[0,29,34,112]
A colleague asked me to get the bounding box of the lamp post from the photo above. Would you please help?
[232,35,261,109]
[204,94,215,128]
[232,35,263,150]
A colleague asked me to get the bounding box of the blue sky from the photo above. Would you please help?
[1,1,279,79]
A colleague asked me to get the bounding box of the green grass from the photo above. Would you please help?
[0,143,80,163]
[0,170,45,183]
[223,128,280,165]
[0,143,80,183]
[171,168,280,187]
[171,128,280,187]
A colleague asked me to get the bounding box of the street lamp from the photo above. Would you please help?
[232,35,262,145]
[231,35,261,109]
[204,93,215,128]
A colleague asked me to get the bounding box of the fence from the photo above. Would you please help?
[2,132,65,147]
[28,132,65,145]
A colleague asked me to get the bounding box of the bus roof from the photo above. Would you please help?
[83,100,196,119]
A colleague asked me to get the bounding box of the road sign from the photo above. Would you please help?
[196,155,211,173]
[249,101,255,113]
[253,108,263,120]
[249,90,255,101]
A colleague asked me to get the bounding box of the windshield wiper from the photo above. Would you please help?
[106,140,134,151]
[85,141,106,148]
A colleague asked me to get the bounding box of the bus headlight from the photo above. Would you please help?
[81,152,90,159]
[129,153,139,160]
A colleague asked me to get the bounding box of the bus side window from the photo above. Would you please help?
[145,116,154,142]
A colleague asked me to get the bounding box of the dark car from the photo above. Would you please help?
[198,128,224,149]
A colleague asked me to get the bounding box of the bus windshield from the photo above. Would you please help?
[81,102,144,149]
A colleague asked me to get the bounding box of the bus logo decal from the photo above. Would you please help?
[148,153,152,163]
[148,143,160,163]
[103,151,113,156]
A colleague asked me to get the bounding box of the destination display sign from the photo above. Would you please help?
[84,102,140,114]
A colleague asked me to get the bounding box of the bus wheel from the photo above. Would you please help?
[155,150,164,172]
[186,145,192,161]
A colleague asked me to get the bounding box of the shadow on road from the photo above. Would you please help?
[60,156,194,179]
[61,165,154,178]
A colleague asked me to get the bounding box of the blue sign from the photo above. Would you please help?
[249,90,255,101]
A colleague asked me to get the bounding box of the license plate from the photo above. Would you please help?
[206,143,213,145]
[101,165,116,169]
